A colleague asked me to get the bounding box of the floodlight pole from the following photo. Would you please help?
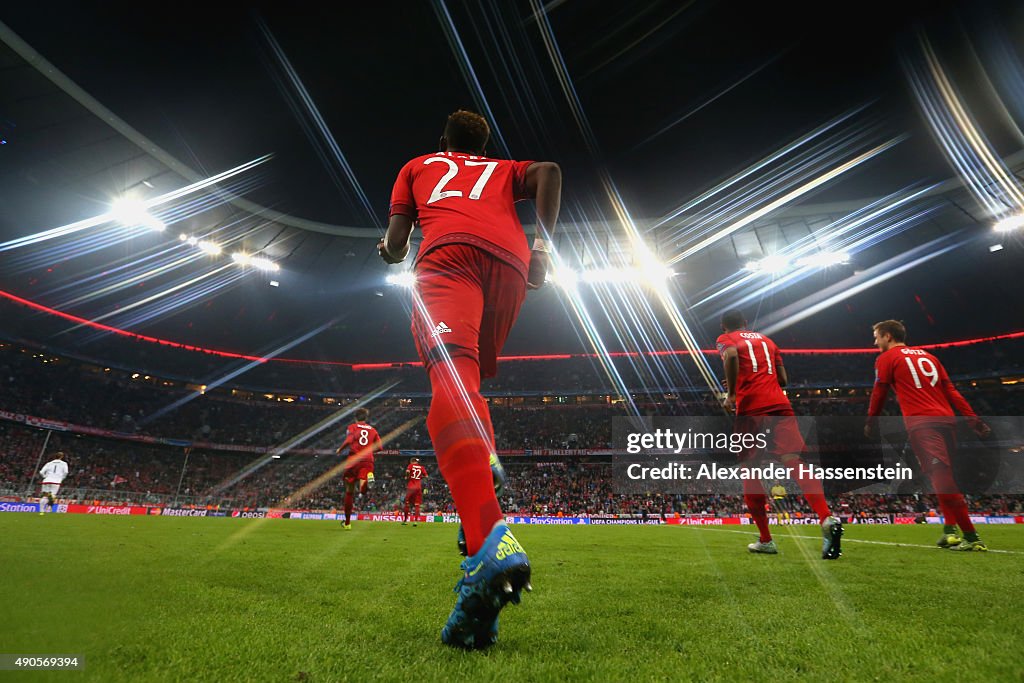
[173,446,191,507]
[26,429,53,497]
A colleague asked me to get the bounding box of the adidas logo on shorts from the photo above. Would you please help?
[431,321,453,338]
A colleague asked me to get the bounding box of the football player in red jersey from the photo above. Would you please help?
[337,407,382,530]
[379,110,560,648]
[403,457,428,526]
[865,320,991,551]
[717,309,843,559]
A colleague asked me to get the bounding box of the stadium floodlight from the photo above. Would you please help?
[547,265,673,288]
[546,267,579,289]
[994,215,1024,232]
[385,271,417,288]
[249,256,280,272]
[993,214,1024,233]
[794,251,851,268]
[989,244,1004,253]
[110,197,165,232]
[746,254,790,273]
[178,233,188,241]
[197,240,221,256]
[231,252,279,271]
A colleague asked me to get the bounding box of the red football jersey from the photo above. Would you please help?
[868,346,978,430]
[389,152,535,278]
[344,422,381,469]
[716,330,789,414]
[406,462,427,487]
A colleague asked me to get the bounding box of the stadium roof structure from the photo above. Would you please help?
[1,5,1022,378]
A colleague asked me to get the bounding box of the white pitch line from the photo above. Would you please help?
[677,525,1023,555]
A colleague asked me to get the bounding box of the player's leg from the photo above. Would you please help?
[933,495,962,547]
[735,416,775,552]
[426,355,503,553]
[772,413,832,523]
[770,413,842,558]
[412,489,422,526]
[403,491,410,524]
[414,246,530,649]
[343,479,355,529]
[910,427,984,550]
[743,478,775,552]
[413,247,502,557]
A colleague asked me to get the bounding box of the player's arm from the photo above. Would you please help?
[379,214,414,264]
[336,429,354,456]
[864,362,890,437]
[720,345,739,411]
[379,162,416,264]
[940,374,991,438]
[523,162,562,289]
[775,350,788,388]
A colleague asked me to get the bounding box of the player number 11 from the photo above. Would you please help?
[425,157,498,204]
[744,340,773,375]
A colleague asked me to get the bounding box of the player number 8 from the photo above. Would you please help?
[359,429,369,446]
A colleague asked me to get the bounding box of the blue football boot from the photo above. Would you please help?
[442,522,531,650]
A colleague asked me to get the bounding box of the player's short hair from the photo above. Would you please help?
[873,319,907,343]
[720,309,746,331]
[54,451,65,459]
[355,407,370,422]
[444,110,490,154]
[411,457,420,463]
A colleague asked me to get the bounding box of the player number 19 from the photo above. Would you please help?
[904,356,939,388]
[424,157,498,204]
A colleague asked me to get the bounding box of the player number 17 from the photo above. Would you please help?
[425,157,498,204]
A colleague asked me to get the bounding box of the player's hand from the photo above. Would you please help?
[863,421,875,439]
[722,393,736,413]
[971,419,992,440]
[377,239,404,265]
[527,249,549,290]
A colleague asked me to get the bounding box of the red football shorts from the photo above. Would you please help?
[411,243,527,379]
[344,465,373,485]
[405,486,423,505]
[908,424,955,474]
[735,405,806,461]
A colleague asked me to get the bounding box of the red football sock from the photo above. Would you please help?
[934,494,957,528]
[781,455,831,523]
[743,480,771,542]
[415,503,421,518]
[403,502,409,521]
[426,355,503,556]
[344,491,354,525]
[930,465,975,534]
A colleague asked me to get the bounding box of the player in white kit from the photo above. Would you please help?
[39,452,69,515]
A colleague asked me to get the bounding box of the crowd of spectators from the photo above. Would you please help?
[3,421,1022,517]
[1,338,1022,516]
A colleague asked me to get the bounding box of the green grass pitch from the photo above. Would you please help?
[2,516,1023,682]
